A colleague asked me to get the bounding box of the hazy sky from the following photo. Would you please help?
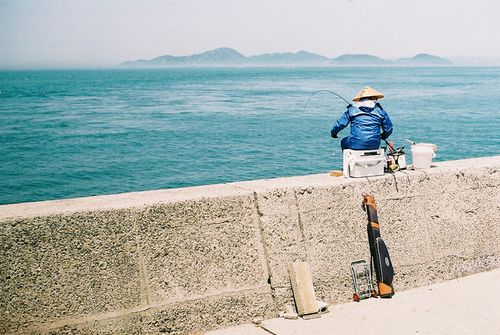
[1,0,500,68]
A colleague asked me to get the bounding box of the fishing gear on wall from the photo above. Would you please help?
[362,193,395,298]
[350,193,396,301]
[382,139,407,171]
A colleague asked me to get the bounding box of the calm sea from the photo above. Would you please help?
[1,67,499,204]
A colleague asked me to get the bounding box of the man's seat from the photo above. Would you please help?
[343,149,386,178]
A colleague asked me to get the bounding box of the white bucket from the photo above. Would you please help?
[411,143,437,169]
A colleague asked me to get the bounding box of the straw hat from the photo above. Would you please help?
[352,86,384,102]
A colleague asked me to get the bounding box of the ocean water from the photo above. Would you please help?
[1,67,499,205]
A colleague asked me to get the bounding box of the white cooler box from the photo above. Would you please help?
[343,149,386,178]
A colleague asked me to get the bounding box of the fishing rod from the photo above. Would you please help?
[383,138,395,151]
[303,89,351,113]
[301,89,351,157]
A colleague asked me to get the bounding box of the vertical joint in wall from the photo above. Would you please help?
[132,212,152,305]
[251,192,275,296]
[293,190,309,261]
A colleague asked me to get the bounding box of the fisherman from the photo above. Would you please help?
[331,86,393,150]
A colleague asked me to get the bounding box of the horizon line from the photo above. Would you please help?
[3,64,500,71]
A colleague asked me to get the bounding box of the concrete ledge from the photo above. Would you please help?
[0,156,499,334]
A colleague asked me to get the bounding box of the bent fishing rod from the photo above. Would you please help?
[303,89,351,113]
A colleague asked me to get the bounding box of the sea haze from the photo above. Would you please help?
[0,67,499,204]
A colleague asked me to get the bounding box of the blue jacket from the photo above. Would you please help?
[331,102,393,150]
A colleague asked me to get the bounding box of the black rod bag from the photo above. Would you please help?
[362,193,395,298]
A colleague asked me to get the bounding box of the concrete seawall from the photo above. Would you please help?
[1,156,499,334]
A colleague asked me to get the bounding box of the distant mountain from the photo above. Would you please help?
[397,53,452,65]
[121,48,453,67]
[330,53,451,66]
[132,47,247,66]
[123,48,328,67]
[248,50,330,65]
[330,54,391,65]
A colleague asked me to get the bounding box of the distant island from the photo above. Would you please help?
[121,47,453,67]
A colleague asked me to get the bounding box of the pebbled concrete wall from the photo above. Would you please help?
[0,156,499,334]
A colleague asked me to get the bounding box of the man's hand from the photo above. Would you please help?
[331,131,338,138]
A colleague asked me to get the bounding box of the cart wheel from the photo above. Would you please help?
[372,290,378,297]
[353,293,360,302]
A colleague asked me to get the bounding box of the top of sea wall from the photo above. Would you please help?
[2,155,499,219]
